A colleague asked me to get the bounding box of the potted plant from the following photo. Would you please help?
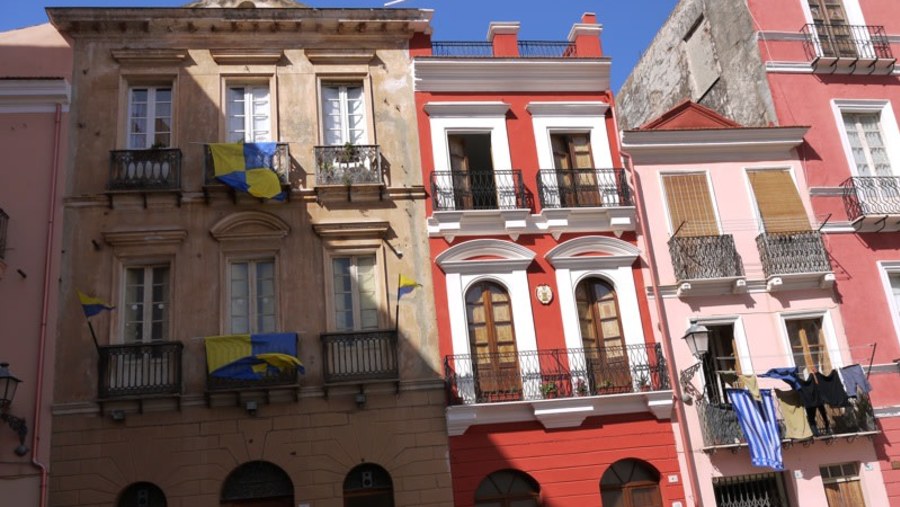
[637,374,651,392]
[540,381,558,399]
[575,379,589,397]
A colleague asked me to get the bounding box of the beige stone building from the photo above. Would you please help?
[47,1,451,506]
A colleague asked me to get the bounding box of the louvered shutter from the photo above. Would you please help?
[662,174,719,237]
[748,170,810,233]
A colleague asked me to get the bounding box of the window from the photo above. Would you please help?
[447,133,497,210]
[661,173,719,236]
[551,133,601,207]
[118,482,167,507]
[747,169,811,233]
[890,273,900,323]
[786,317,831,375]
[466,281,520,399]
[127,86,172,149]
[123,265,170,343]
[343,464,394,507]
[713,473,789,507]
[821,463,866,507]
[322,83,366,145]
[576,278,631,393]
[843,112,892,177]
[600,459,662,507]
[226,85,271,142]
[474,470,540,507]
[228,259,276,334]
[701,324,741,405]
[331,255,378,332]
[808,0,855,58]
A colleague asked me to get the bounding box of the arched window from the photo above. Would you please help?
[343,464,394,507]
[118,482,167,507]
[576,277,631,393]
[475,469,540,507]
[600,459,662,507]
[220,461,293,507]
[466,281,520,401]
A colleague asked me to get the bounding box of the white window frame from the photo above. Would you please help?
[225,257,278,335]
[225,83,272,143]
[120,263,171,344]
[329,254,380,332]
[126,85,173,149]
[323,247,385,333]
[657,170,723,235]
[878,261,900,347]
[687,316,753,401]
[319,82,369,146]
[799,0,867,28]
[832,99,900,177]
[777,310,844,371]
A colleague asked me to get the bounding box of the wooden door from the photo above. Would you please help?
[808,0,855,57]
[552,133,599,207]
[576,278,630,393]
[824,480,865,507]
[466,282,520,400]
[449,135,473,210]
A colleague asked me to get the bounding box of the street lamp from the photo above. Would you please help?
[678,323,710,403]
[0,363,29,456]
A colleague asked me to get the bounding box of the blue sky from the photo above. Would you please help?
[5,0,678,91]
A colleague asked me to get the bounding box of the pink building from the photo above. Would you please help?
[623,101,891,506]
[0,23,70,507]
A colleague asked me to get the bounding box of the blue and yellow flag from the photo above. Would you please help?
[77,290,115,317]
[204,333,304,380]
[398,275,422,299]
[209,142,285,200]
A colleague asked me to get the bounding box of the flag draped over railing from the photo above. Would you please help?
[204,333,304,380]
[209,142,284,200]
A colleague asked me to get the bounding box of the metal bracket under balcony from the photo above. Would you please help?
[756,231,834,292]
[428,170,529,240]
[97,341,183,414]
[107,148,183,209]
[668,235,746,297]
[535,168,635,237]
[314,145,384,202]
[321,330,399,396]
[801,24,896,75]
[202,143,291,205]
[842,176,900,232]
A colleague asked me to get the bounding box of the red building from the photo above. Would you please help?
[412,14,688,507]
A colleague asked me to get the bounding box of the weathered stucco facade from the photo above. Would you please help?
[47,2,452,506]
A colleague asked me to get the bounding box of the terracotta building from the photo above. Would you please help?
[618,0,900,505]
[46,1,453,506]
[0,22,71,507]
[411,14,688,507]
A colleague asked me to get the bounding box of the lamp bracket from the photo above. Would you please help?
[678,360,706,403]
[0,411,28,448]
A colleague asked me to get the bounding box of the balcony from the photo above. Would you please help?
[668,235,746,296]
[756,231,834,291]
[537,168,631,209]
[109,148,182,191]
[696,396,877,450]
[443,344,673,434]
[428,170,529,240]
[321,330,399,388]
[842,176,900,232]
[203,143,290,201]
[431,40,577,58]
[314,144,382,186]
[801,24,895,75]
[97,341,183,405]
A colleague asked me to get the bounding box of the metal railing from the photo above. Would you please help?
[842,176,900,220]
[669,235,744,281]
[431,41,494,57]
[97,341,183,399]
[801,23,894,61]
[314,145,382,186]
[430,41,578,58]
[444,344,669,406]
[518,41,578,57]
[109,148,182,191]
[0,208,7,259]
[431,170,527,211]
[697,396,876,448]
[321,330,399,384]
[537,168,632,209]
[203,143,290,186]
[756,231,831,278]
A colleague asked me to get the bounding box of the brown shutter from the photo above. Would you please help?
[748,170,811,233]
[662,173,719,237]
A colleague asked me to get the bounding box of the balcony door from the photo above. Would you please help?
[449,134,496,210]
[576,278,630,393]
[808,0,855,58]
[786,317,832,376]
[701,324,742,405]
[466,281,520,400]
[551,133,600,207]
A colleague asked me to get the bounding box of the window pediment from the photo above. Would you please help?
[436,239,535,274]
[545,235,639,269]
[210,211,290,242]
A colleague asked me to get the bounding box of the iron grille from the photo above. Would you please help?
[713,473,789,507]
[517,41,577,58]
[108,148,182,191]
[203,143,291,186]
[536,168,632,209]
[668,235,744,281]
[841,176,900,219]
[430,170,527,211]
[801,24,894,62]
[321,330,399,384]
[314,145,382,185]
[97,341,183,399]
[430,41,494,57]
[756,231,830,277]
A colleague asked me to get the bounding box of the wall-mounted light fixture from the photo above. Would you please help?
[0,363,29,456]
[678,323,710,403]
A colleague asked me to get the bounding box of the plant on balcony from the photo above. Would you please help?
[540,381,558,399]
[637,374,651,392]
[575,379,588,397]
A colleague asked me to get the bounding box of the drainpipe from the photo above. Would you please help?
[31,102,63,507]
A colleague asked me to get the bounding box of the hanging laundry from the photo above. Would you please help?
[774,389,813,440]
[728,388,784,471]
[759,367,802,390]
[814,370,850,407]
[840,364,872,397]
[736,374,761,400]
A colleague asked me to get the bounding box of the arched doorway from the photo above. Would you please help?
[576,277,631,393]
[600,459,662,507]
[466,281,520,401]
[343,463,395,507]
[220,461,293,507]
[118,482,167,507]
[474,469,541,507]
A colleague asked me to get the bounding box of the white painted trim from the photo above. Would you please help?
[765,61,815,74]
[799,0,867,27]
[436,238,536,274]
[757,31,810,42]
[877,261,900,349]
[0,79,70,113]
[808,186,846,196]
[621,127,809,157]
[778,310,845,370]
[568,23,603,42]
[529,104,614,185]
[831,99,900,178]
[424,101,511,117]
[487,21,520,41]
[526,101,609,117]
[545,235,640,266]
[413,59,612,93]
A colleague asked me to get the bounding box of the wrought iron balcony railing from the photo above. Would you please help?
[517,41,577,58]
[801,23,894,62]
[321,330,399,385]
[431,41,494,57]
[756,231,831,278]
[444,344,669,406]
[97,341,183,399]
[842,176,900,220]
[314,145,382,186]
[431,170,527,211]
[203,143,290,186]
[697,396,876,448]
[669,235,744,281]
[0,208,7,259]
[109,148,182,191]
[537,168,632,209]
[430,41,578,58]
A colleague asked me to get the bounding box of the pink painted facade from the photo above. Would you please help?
[0,23,71,507]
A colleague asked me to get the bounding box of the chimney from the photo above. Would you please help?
[488,22,520,57]
[568,12,603,57]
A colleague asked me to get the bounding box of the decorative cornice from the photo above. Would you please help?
[304,48,375,65]
[621,126,809,162]
[312,220,389,239]
[526,101,609,117]
[487,22,520,41]
[545,235,640,269]
[436,238,535,274]
[102,227,188,247]
[567,23,602,42]
[414,58,611,93]
[424,101,511,117]
[0,79,70,113]
[210,210,290,242]
[209,49,283,65]
[111,49,189,65]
